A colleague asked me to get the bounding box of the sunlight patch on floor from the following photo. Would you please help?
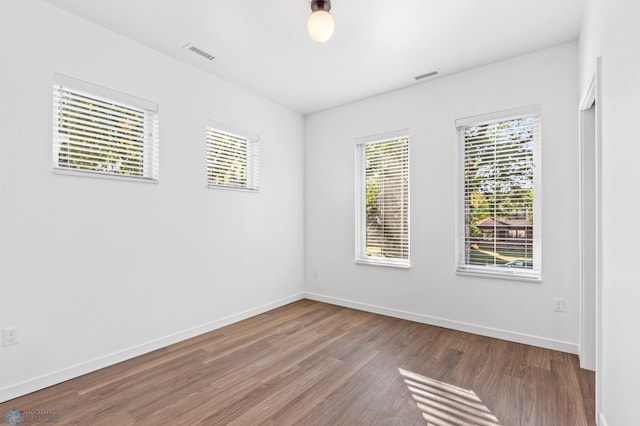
[399,368,500,426]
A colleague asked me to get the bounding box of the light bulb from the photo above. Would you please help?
[307,10,335,42]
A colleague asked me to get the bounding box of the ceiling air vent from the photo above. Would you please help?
[183,43,215,61]
[414,70,439,81]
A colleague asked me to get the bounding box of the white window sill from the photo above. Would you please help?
[53,168,158,184]
[456,267,541,282]
[356,258,411,269]
[206,183,259,193]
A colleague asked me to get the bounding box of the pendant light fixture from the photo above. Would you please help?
[307,0,334,43]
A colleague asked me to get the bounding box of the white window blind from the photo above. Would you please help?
[52,74,159,181]
[206,123,259,191]
[356,131,410,267]
[456,106,541,280]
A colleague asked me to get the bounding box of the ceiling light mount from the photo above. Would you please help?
[307,0,334,43]
[310,0,331,13]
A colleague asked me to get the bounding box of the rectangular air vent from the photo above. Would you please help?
[414,70,439,81]
[183,43,215,61]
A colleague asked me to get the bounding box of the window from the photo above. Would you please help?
[356,131,410,267]
[53,74,159,181]
[456,106,541,280]
[206,122,259,191]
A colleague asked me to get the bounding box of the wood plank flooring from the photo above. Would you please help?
[0,300,595,425]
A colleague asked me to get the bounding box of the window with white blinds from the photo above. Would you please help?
[52,74,159,181]
[206,123,259,191]
[356,131,410,267]
[456,106,541,280]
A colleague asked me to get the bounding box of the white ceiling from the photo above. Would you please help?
[44,0,586,115]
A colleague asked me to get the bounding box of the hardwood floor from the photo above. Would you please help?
[0,300,595,425]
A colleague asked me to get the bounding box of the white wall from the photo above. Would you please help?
[580,1,640,425]
[305,43,580,353]
[0,0,304,402]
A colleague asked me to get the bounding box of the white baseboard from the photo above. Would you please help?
[598,413,608,426]
[305,292,579,354]
[578,344,596,371]
[0,293,304,403]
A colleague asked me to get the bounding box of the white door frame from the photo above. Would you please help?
[578,71,596,371]
[578,56,601,423]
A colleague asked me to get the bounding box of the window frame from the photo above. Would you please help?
[355,129,410,268]
[52,73,159,183]
[455,106,542,281]
[206,121,260,192]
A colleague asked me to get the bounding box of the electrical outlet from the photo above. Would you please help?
[553,298,566,313]
[3,327,18,346]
